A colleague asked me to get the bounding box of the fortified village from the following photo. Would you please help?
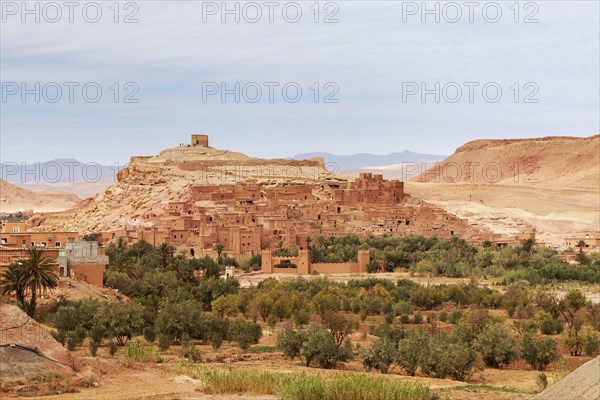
[1,135,537,281]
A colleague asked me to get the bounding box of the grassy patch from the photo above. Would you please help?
[125,340,162,364]
[172,362,435,400]
[203,368,287,395]
[453,384,530,394]
[247,346,279,353]
[280,374,434,400]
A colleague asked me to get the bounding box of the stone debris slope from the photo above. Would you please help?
[533,356,600,400]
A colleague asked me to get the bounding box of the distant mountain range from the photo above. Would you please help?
[0,159,123,185]
[1,159,124,199]
[292,151,447,170]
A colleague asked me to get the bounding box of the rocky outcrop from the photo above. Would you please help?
[0,303,75,370]
[413,135,599,190]
[30,144,337,232]
[533,356,599,400]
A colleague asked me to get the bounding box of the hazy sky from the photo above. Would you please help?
[1,1,599,164]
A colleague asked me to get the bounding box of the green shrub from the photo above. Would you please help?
[583,331,600,356]
[154,300,204,343]
[413,311,423,324]
[419,331,480,381]
[397,329,427,376]
[293,309,311,326]
[89,341,99,357]
[301,325,352,369]
[540,319,564,335]
[362,297,384,315]
[474,323,518,368]
[277,326,307,361]
[359,308,368,323]
[209,332,224,349]
[448,310,463,325]
[180,333,201,361]
[399,314,410,324]
[108,341,118,356]
[521,332,559,370]
[439,310,448,322]
[105,271,135,294]
[366,260,381,273]
[73,326,87,346]
[66,334,77,351]
[94,302,145,346]
[384,311,395,324]
[230,319,262,350]
[360,337,397,374]
[125,340,161,363]
[537,372,548,391]
[158,333,173,350]
[143,326,156,343]
[322,312,357,346]
[394,301,413,316]
[89,324,106,344]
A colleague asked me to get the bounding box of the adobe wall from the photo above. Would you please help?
[260,249,369,275]
[191,134,209,147]
[273,267,300,274]
[261,249,273,273]
[69,263,105,287]
[311,262,360,274]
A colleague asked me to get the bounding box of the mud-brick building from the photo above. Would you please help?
[0,222,107,287]
[261,248,370,275]
[57,241,109,287]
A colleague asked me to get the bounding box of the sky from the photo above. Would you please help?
[1,0,599,164]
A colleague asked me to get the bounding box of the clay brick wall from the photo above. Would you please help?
[69,263,105,287]
[310,262,360,274]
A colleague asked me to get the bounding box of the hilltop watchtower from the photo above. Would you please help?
[191,134,209,147]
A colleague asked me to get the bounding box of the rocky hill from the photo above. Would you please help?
[30,144,340,232]
[0,179,81,212]
[407,135,599,244]
[412,135,599,189]
[21,178,115,199]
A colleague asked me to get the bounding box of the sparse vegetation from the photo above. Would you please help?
[171,362,435,400]
[9,236,596,399]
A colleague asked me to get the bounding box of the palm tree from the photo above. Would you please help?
[577,240,586,254]
[214,243,225,265]
[522,238,536,254]
[156,242,176,269]
[111,251,136,278]
[305,236,312,250]
[20,247,58,316]
[0,262,26,306]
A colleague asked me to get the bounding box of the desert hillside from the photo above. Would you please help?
[413,135,599,189]
[0,179,81,213]
[407,135,599,244]
[21,178,115,199]
[30,144,341,232]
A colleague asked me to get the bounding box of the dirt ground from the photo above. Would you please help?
[405,182,599,246]
[2,332,594,400]
[1,275,597,400]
